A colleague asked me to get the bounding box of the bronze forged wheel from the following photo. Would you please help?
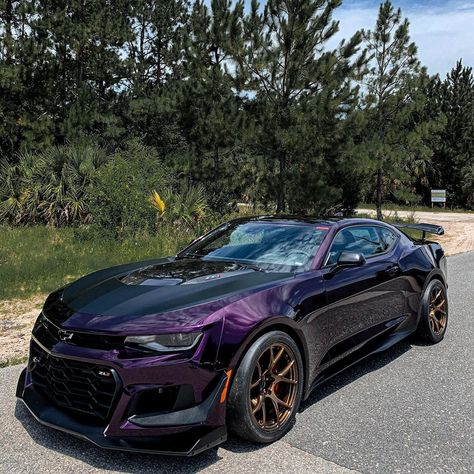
[417,279,448,343]
[227,331,304,443]
[249,343,299,431]
[428,286,447,336]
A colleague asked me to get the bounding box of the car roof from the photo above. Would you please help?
[230,215,390,228]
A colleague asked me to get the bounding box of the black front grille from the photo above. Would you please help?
[33,313,125,350]
[30,342,119,422]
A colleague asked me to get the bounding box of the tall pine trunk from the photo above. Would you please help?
[376,166,383,220]
[4,0,13,64]
[276,153,286,213]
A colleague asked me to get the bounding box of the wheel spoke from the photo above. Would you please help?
[433,288,442,302]
[251,395,263,414]
[430,314,440,332]
[278,359,294,378]
[273,393,292,409]
[250,379,260,389]
[250,362,262,388]
[261,397,267,424]
[271,346,285,370]
[274,374,297,385]
[269,394,280,421]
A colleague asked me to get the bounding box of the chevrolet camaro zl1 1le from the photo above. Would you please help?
[17,216,448,455]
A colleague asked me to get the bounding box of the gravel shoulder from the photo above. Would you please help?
[0,295,45,366]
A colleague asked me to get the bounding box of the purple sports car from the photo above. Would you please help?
[17,216,448,455]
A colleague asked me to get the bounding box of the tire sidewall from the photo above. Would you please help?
[420,279,448,343]
[227,330,304,444]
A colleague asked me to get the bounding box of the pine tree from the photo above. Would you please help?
[32,0,132,144]
[362,1,439,218]
[428,61,474,208]
[0,1,54,158]
[174,0,246,211]
[125,0,189,95]
[122,0,190,162]
[237,0,366,213]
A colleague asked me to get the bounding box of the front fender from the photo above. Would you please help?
[217,314,311,399]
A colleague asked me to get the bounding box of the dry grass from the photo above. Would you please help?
[0,294,45,366]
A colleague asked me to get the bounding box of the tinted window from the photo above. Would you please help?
[326,226,386,264]
[183,222,329,271]
[378,227,397,251]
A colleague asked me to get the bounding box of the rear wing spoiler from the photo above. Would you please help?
[394,223,444,242]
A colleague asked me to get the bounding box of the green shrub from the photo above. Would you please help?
[161,184,208,227]
[88,140,174,236]
[0,143,108,226]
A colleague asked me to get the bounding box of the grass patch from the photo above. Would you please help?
[0,355,28,368]
[0,225,204,301]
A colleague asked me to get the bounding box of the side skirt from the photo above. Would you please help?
[307,317,413,395]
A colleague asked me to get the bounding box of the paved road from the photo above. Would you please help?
[1,253,473,473]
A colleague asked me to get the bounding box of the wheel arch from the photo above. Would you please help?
[423,269,447,293]
[227,317,311,400]
[416,269,448,325]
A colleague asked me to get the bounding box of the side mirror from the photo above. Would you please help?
[337,251,366,266]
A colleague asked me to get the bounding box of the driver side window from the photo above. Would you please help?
[326,226,386,265]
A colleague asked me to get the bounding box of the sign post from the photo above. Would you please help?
[431,189,446,208]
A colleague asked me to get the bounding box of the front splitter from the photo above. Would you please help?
[16,368,227,456]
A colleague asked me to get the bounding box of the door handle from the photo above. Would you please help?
[384,265,400,277]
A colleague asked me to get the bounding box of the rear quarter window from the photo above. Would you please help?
[378,227,398,251]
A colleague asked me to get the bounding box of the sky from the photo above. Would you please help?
[335,0,474,77]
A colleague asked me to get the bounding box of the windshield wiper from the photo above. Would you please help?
[176,253,205,260]
[235,261,268,273]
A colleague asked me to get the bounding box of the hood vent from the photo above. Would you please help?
[120,274,183,286]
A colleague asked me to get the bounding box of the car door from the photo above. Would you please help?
[306,225,407,376]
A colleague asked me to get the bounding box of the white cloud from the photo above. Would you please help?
[334,1,474,77]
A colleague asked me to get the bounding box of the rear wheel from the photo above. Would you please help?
[227,331,303,443]
[416,279,448,343]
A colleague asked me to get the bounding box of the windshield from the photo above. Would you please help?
[180,221,329,272]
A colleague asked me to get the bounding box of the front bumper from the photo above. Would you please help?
[16,339,229,456]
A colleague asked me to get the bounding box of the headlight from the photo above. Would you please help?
[124,332,202,353]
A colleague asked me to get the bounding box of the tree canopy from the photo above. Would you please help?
[0,0,473,225]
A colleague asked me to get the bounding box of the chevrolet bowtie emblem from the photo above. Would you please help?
[58,329,74,342]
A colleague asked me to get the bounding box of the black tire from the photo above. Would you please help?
[227,331,304,444]
[416,279,448,343]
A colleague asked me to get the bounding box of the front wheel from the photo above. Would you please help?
[227,331,304,443]
[416,279,448,343]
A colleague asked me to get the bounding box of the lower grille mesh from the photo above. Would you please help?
[30,342,118,422]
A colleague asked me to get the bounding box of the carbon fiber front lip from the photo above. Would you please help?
[16,368,228,456]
